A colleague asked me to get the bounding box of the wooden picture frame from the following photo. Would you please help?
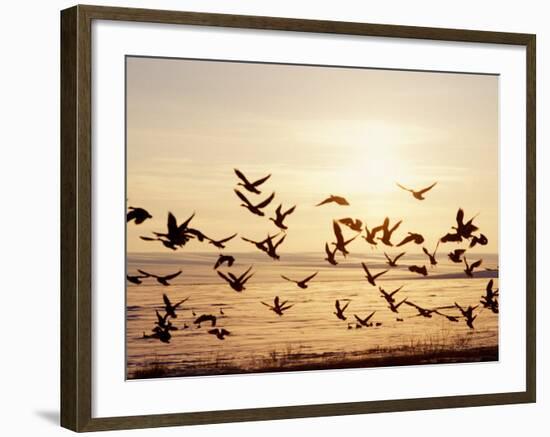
[60,4,536,432]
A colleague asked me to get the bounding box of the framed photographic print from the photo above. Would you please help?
[60,4,536,432]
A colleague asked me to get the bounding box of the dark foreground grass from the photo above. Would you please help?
[128,341,498,380]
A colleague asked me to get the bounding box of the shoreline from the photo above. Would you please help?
[128,345,498,380]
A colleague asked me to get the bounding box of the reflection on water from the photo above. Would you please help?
[127,251,498,378]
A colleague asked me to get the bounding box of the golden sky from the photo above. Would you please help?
[126,57,498,254]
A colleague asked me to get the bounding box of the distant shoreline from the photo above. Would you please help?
[128,345,498,380]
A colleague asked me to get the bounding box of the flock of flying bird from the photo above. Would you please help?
[127,170,499,345]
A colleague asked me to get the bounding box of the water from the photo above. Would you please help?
[126,251,499,378]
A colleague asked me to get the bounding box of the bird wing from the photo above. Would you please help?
[174,296,190,308]
[456,208,465,227]
[234,189,254,207]
[207,328,218,335]
[315,197,332,207]
[389,220,403,234]
[218,233,238,244]
[404,300,422,310]
[283,205,296,217]
[234,168,251,185]
[396,298,408,308]
[137,269,151,277]
[261,301,273,309]
[354,314,363,324]
[281,275,295,284]
[394,252,406,262]
[255,192,275,209]
[418,182,437,195]
[372,269,388,280]
[220,329,230,336]
[470,259,483,270]
[334,196,350,205]
[238,266,253,282]
[422,247,430,257]
[163,270,182,280]
[335,300,342,311]
[274,234,286,249]
[383,252,392,263]
[397,235,414,247]
[167,212,178,235]
[333,221,344,244]
[217,271,231,283]
[179,212,195,231]
[396,183,413,193]
[486,279,494,295]
[162,294,171,307]
[341,301,350,312]
[303,272,318,283]
[389,286,404,296]
[126,209,137,222]
[252,173,271,187]
[361,262,370,276]
[365,311,376,322]
[280,303,294,312]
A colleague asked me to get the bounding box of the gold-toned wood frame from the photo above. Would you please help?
[60,4,536,432]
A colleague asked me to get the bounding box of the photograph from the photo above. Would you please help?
[125,56,499,380]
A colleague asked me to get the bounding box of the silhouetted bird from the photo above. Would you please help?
[455,302,478,329]
[155,310,177,331]
[463,257,482,277]
[434,311,460,322]
[384,252,406,267]
[480,279,499,313]
[448,249,466,263]
[217,266,254,292]
[234,168,271,194]
[140,235,177,250]
[126,272,149,284]
[396,182,437,200]
[281,272,318,289]
[363,223,383,247]
[213,254,235,270]
[441,208,479,243]
[234,189,275,216]
[379,285,404,304]
[396,232,424,247]
[270,204,296,230]
[316,195,350,207]
[261,296,294,316]
[208,328,230,340]
[193,314,217,328]
[143,326,171,343]
[354,311,376,327]
[142,212,198,249]
[162,294,189,318]
[404,301,450,318]
[469,233,488,248]
[324,242,338,266]
[422,242,440,266]
[127,206,152,224]
[338,217,363,232]
[361,262,388,286]
[265,233,286,260]
[207,233,237,249]
[333,299,350,320]
[241,233,283,258]
[377,217,402,246]
[388,297,408,314]
[137,269,182,286]
[408,265,428,276]
[332,220,358,257]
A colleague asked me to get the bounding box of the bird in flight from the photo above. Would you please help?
[469,233,488,248]
[455,302,478,329]
[480,279,499,313]
[217,266,254,292]
[126,272,150,285]
[379,285,404,304]
[261,296,294,316]
[408,265,428,276]
[142,326,172,343]
[463,257,482,277]
[208,328,231,340]
[324,242,338,265]
[387,297,408,314]
[193,314,217,328]
[270,204,296,230]
[338,217,363,232]
[207,233,238,249]
[316,195,350,207]
[396,232,424,247]
[361,262,388,286]
[213,254,235,270]
[127,206,152,224]
[422,242,440,266]
[234,168,271,194]
[137,269,182,286]
[441,208,479,243]
[154,310,177,332]
[354,311,376,327]
[404,301,453,318]
[281,272,318,289]
[384,252,406,267]
[234,189,275,217]
[333,299,350,320]
[363,223,383,247]
[265,233,286,260]
[162,293,189,319]
[142,211,200,250]
[332,220,358,257]
[377,217,402,246]
[396,182,437,200]
[448,249,466,263]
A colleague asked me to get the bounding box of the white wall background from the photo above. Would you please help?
[0,0,546,435]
